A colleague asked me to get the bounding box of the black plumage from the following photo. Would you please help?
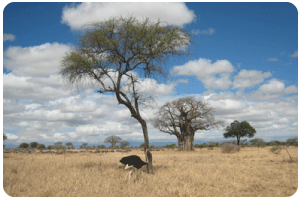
[119,155,147,169]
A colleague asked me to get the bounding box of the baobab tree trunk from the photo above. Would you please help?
[177,133,195,151]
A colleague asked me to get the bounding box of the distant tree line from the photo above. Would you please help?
[9,137,297,150]
[194,137,298,149]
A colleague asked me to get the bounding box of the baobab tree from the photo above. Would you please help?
[60,16,191,173]
[104,135,122,148]
[153,96,223,151]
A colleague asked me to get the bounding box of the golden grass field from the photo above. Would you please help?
[3,146,298,197]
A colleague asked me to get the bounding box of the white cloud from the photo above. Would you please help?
[172,58,234,90]
[3,73,72,100]
[267,57,278,61]
[5,133,19,140]
[61,2,195,30]
[53,133,66,139]
[192,28,215,35]
[290,51,298,58]
[233,69,272,89]
[3,33,16,42]
[258,79,294,95]
[4,42,72,77]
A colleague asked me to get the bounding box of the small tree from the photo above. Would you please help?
[65,142,73,149]
[82,143,88,149]
[3,133,7,148]
[104,136,122,148]
[120,141,130,149]
[223,120,256,146]
[30,142,38,148]
[47,145,55,149]
[37,144,46,150]
[19,143,29,148]
[54,142,65,149]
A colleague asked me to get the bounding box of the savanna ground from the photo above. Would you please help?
[3,146,298,197]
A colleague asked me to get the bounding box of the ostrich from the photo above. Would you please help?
[119,155,148,179]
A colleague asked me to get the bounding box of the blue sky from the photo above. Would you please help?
[2,2,298,147]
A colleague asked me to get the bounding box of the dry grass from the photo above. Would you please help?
[3,146,298,197]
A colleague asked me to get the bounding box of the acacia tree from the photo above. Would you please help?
[65,142,74,149]
[153,96,223,151]
[223,120,256,145]
[60,17,191,173]
[30,142,38,148]
[104,135,122,148]
[120,141,130,149]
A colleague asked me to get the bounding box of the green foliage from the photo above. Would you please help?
[194,143,208,148]
[19,143,29,148]
[30,142,38,148]
[37,144,46,150]
[163,143,177,148]
[47,145,55,149]
[286,137,298,147]
[60,16,191,91]
[65,142,74,149]
[97,145,106,149]
[82,143,88,148]
[3,133,7,140]
[120,141,130,149]
[249,138,266,148]
[139,143,145,148]
[270,146,282,155]
[223,120,256,145]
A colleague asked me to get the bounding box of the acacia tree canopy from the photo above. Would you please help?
[153,96,223,150]
[223,120,256,145]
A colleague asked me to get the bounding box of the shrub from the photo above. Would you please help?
[270,146,282,155]
[220,143,240,153]
[56,149,65,154]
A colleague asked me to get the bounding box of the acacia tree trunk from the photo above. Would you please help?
[139,118,153,173]
[236,135,240,146]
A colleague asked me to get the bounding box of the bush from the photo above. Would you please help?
[220,143,240,153]
[37,144,46,150]
[163,143,177,148]
[56,149,65,154]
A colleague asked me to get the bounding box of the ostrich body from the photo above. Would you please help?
[119,155,147,179]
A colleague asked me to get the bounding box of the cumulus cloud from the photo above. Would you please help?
[3,33,16,42]
[4,42,72,77]
[3,73,72,100]
[258,79,297,95]
[202,90,297,141]
[5,133,19,140]
[233,69,272,89]
[172,58,234,90]
[61,2,195,30]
